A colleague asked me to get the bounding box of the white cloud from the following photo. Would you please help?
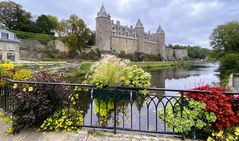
[9,0,239,48]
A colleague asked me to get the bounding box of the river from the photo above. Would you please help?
[147,62,220,89]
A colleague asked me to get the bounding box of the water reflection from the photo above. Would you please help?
[146,63,220,89]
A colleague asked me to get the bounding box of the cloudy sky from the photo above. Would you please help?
[12,0,239,48]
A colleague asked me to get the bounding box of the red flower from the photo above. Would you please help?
[183,85,239,130]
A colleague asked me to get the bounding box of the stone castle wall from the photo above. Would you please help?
[144,40,160,55]
[111,35,137,54]
[165,48,188,61]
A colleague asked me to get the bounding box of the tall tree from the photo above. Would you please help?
[35,14,56,35]
[209,21,239,59]
[59,15,90,52]
[0,1,31,31]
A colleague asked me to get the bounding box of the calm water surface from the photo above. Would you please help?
[148,62,220,89]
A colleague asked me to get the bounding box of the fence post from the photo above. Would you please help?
[180,92,185,140]
[113,88,117,134]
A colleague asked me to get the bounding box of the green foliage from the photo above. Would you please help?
[0,1,32,31]
[88,55,152,92]
[121,65,151,95]
[219,53,239,78]
[12,30,54,45]
[208,126,239,141]
[35,14,56,35]
[94,98,114,117]
[38,108,83,132]
[58,14,90,53]
[159,99,216,134]
[210,21,239,59]
[87,55,128,88]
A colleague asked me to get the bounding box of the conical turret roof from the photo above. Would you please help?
[97,4,109,17]
[136,19,143,27]
[156,24,164,33]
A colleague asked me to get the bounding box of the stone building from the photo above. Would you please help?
[0,29,20,61]
[96,5,166,60]
[165,48,188,61]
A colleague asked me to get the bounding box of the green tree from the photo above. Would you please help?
[35,15,56,35]
[209,21,239,59]
[59,15,90,53]
[0,1,31,31]
[219,53,239,78]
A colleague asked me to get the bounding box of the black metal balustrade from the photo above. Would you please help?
[0,77,238,139]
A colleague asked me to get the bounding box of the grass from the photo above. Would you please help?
[63,61,93,80]
[11,30,54,45]
[130,61,192,69]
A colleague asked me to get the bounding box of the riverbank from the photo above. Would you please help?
[130,61,192,69]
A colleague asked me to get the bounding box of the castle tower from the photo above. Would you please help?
[135,19,145,61]
[96,4,111,52]
[156,24,166,60]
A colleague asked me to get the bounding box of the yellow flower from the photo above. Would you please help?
[13,83,18,89]
[235,127,239,136]
[28,87,33,92]
[207,137,215,141]
[22,88,27,92]
[216,131,223,137]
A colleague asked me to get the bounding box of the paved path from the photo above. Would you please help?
[0,112,195,141]
[0,129,189,141]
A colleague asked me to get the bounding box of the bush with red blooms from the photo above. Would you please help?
[184,85,239,130]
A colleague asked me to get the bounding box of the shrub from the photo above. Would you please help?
[121,65,151,94]
[38,108,83,132]
[159,98,216,135]
[219,53,239,79]
[208,126,239,141]
[0,61,14,86]
[12,69,32,81]
[87,55,151,92]
[87,55,128,88]
[185,85,239,130]
[11,70,66,132]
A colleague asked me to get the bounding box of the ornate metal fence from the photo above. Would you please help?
[0,77,238,138]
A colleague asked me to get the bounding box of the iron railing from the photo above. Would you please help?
[0,77,238,139]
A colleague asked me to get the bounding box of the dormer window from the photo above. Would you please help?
[8,33,14,40]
